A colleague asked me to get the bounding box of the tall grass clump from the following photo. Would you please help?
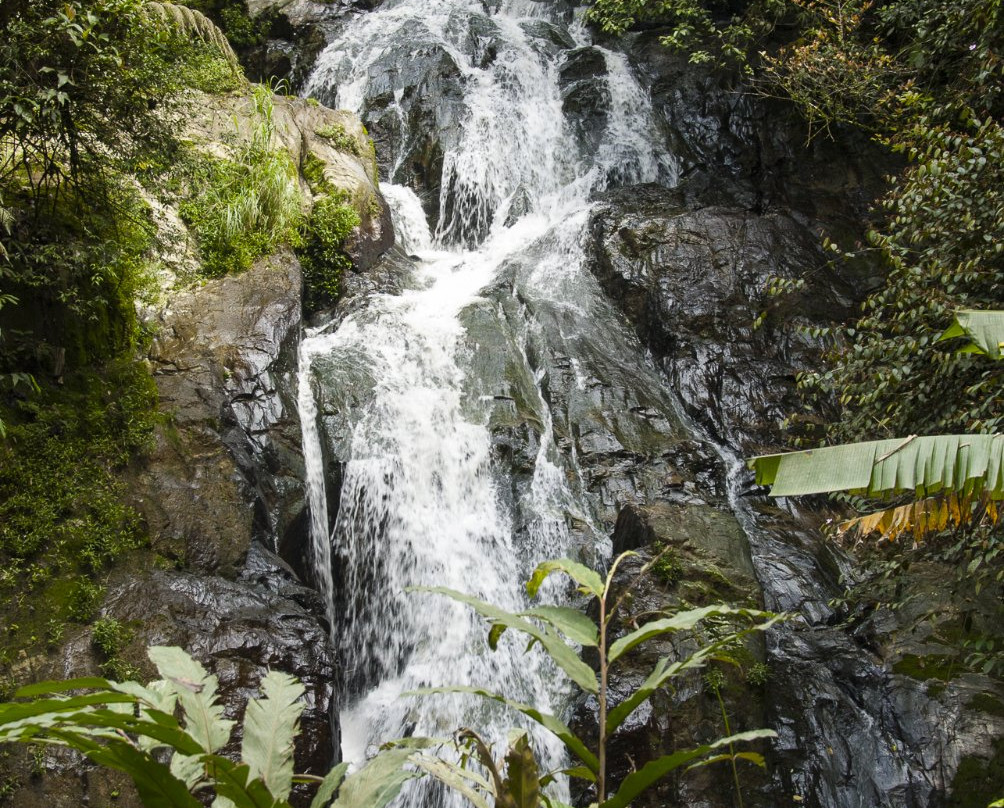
[180,86,303,277]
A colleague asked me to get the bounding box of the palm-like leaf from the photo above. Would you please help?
[939,309,1004,358]
[749,434,1004,500]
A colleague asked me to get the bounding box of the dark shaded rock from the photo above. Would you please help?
[588,185,863,454]
[620,30,895,220]
[142,249,307,570]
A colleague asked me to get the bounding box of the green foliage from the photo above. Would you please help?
[0,646,420,808]
[298,194,360,311]
[410,553,781,806]
[797,122,1004,443]
[1,178,158,367]
[68,580,106,624]
[316,124,365,157]
[0,361,156,661]
[0,0,181,199]
[183,0,278,51]
[179,87,303,278]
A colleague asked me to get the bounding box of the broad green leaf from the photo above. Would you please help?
[412,755,493,808]
[15,677,113,697]
[608,606,775,663]
[939,310,1004,358]
[0,692,137,728]
[48,730,201,808]
[329,748,420,808]
[309,762,350,808]
[748,435,1004,500]
[526,559,604,599]
[518,606,598,647]
[409,686,598,774]
[502,733,540,808]
[242,670,306,801]
[411,587,598,694]
[148,646,235,753]
[600,730,776,808]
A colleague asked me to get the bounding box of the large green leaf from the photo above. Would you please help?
[600,730,776,808]
[525,559,604,599]
[408,686,598,774]
[518,606,598,647]
[309,761,350,808]
[47,729,202,808]
[0,692,138,731]
[411,587,598,694]
[607,605,774,664]
[329,748,420,808]
[148,646,235,753]
[939,309,1004,358]
[749,434,1004,499]
[15,677,114,697]
[202,755,281,808]
[241,670,306,801]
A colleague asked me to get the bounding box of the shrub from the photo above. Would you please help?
[298,194,360,311]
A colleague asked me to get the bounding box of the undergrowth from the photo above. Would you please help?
[0,360,158,670]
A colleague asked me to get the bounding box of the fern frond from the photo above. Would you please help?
[144,2,241,70]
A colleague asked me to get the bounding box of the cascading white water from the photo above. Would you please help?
[299,1,676,804]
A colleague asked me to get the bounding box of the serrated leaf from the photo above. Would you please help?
[242,671,305,801]
[526,559,604,599]
[148,647,234,753]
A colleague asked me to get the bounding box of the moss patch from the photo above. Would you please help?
[0,360,158,670]
[949,739,1004,808]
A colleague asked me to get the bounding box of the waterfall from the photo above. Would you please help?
[294,1,973,806]
[298,0,680,802]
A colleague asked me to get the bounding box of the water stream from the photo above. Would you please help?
[297,0,675,803]
[293,1,967,806]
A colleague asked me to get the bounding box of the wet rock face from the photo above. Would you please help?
[583,182,1004,807]
[621,30,893,223]
[142,249,307,570]
[587,183,860,455]
[103,548,336,779]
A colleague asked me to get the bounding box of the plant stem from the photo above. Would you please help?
[714,686,744,808]
[598,584,608,805]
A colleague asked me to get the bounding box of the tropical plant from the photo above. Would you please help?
[749,311,1004,545]
[0,557,781,808]
[0,645,421,808]
[405,553,782,808]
